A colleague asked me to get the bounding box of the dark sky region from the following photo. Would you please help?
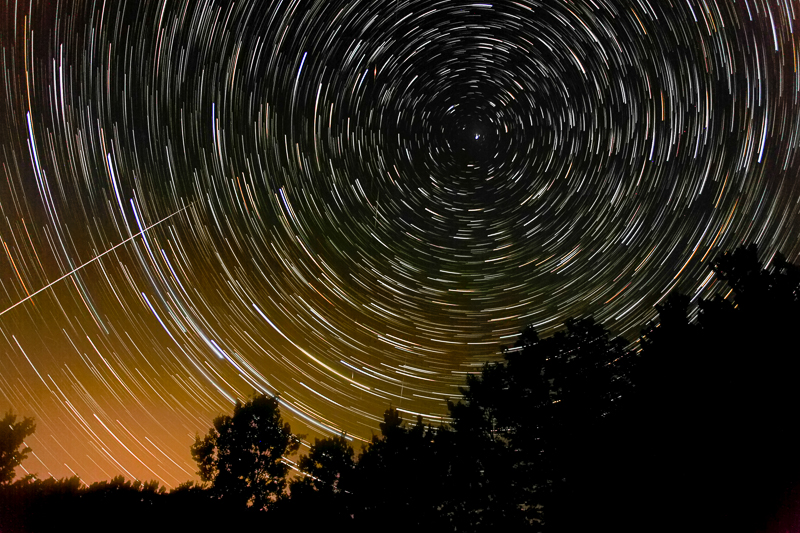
[0,0,798,487]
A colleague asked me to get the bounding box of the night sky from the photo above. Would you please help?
[0,0,798,486]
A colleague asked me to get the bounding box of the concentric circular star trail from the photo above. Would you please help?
[0,0,798,485]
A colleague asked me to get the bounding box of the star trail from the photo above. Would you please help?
[0,0,798,486]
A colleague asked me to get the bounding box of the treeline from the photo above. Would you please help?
[1,244,798,532]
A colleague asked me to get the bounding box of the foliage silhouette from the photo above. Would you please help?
[191,393,299,510]
[350,407,455,530]
[440,244,800,532]
[615,243,800,533]
[0,475,195,533]
[447,316,632,531]
[0,411,35,485]
[0,473,268,532]
[3,243,799,533]
[276,434,356,527]
[294,434,354,494]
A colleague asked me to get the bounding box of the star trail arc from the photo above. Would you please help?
[0,0,798,484]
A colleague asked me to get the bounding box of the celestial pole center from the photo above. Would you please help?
[0,0,798,485]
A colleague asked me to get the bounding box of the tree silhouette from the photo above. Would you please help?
[710,243,800,324]
[191,394,299,509]
[607,244,800,533]
[442,316,635,531]
[279,434,356,527]
[294,434,354,494]
[349,407,457,530]
[4,244,798,533]
[0,411,35,485]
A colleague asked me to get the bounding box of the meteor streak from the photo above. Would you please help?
[0,203,193,317]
